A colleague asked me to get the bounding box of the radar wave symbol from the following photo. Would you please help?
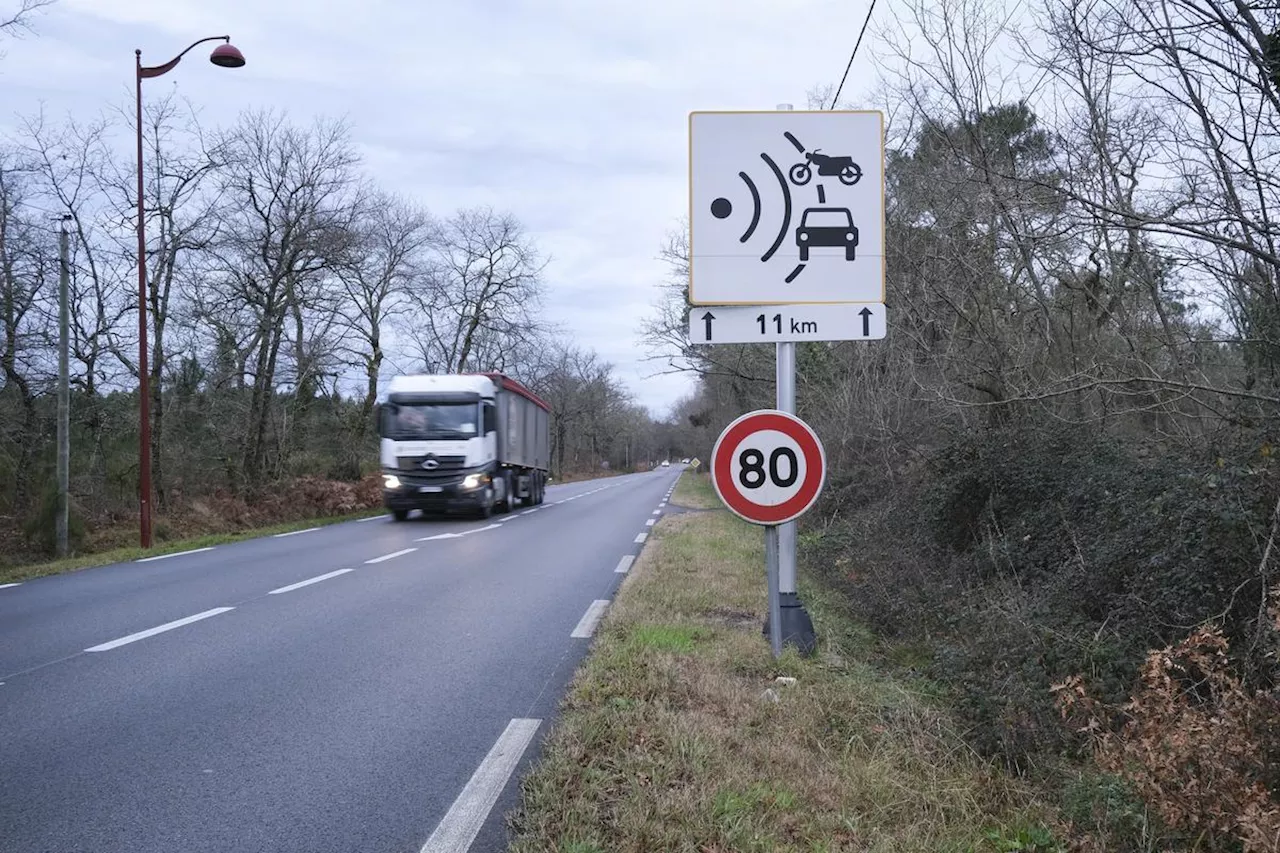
[710,152,793,264]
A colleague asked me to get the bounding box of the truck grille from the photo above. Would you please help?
[396,454,466,473]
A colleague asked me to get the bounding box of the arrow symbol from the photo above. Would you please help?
[702,311,716,342]
[859,307,872,337]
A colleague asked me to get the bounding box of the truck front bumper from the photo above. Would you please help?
[381,472,490,512]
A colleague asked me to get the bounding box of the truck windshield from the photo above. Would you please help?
[385,403,478,440]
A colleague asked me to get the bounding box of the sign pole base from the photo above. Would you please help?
[762,592,817,656]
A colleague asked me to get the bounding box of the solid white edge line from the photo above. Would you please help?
[267,568,353,595]
[472,524,501,534]
[85,607,235,652]
[0,582,21,590]
[634,532,648,544]
[356,514,386,523]
[418,533,462,542]
[614,555,634,574]
[554,500,566,505]
[273,526,321,538]
[570,599,611,638]
[645,519,656,526]
[365,547,417,564]
[136,546,215,563]
[419,718,542,853]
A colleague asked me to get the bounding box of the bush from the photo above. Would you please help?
[21,484,88,556]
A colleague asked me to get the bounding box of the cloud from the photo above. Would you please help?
[2,0,888,416]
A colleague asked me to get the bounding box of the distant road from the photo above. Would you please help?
[0,469,682,853]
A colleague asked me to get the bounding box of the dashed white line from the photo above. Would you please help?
[614,555,634,574]
[554,500,566,505]
[136,547,215,563]
[0,583,21,590]
[365,548,417,564]
[659,502,666,508]
[273,526,321,538]
[472,524,501,534]
[634,532,648,544]
[652,509,661,515]
[85,607,235,652]
[520,508,539,516]
[645,518,656,526]
[418,532,463,542]
[267,568,353,595]
[571,599,611,638]
[418,718,542,853]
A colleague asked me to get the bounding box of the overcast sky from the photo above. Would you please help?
[1,0,883,416]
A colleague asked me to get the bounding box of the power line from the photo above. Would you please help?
[830,0,879,109]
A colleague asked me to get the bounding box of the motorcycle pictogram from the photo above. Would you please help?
[783,131,862,186]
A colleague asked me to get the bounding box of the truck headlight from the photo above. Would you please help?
[383,474,401,490]
[461,474,486,489]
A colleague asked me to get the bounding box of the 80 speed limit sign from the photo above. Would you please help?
[711,410,826,525]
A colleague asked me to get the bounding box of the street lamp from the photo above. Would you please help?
[135,36,245,548]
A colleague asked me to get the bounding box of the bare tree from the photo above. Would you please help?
[201,109,361,486]
[406,207,547,373]
[0,0,53,43]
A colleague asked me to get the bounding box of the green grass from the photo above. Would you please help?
[507,472,1057,852]
[0,509,384,585]
[671,468,720,509]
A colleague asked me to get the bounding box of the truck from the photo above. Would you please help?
[375,372,551,520]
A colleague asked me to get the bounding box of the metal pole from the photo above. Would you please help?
[777,340,797,593]
[765,524,782,657]
[56,216,70,557]
[136,50,153,549]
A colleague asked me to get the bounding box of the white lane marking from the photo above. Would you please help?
[554,500,566,505]
[356,514,386,523]
[365,548,417,564]
[571,600,611,638]
[85,607,234,652]
[652,510,661,515]
[267,568,353,595]
[0,583,21,590]
[136,547,215,563]
[659,503,666,508]
[634,532,648,544]
[614,555,634,574]
[645,518,656,527]
[520,508,538,516]
[470,524,501,534]
[418,532,463,542]
[419,718,542,853]
[274,526,321,538]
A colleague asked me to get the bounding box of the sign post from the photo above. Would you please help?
[710,409,827,657]
[688,103,886,656]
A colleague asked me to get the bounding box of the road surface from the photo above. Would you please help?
[0,469,682,853]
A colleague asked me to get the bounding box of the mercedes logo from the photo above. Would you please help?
[421,456,439,471]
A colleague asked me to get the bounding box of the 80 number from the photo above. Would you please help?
[737,447,799,490]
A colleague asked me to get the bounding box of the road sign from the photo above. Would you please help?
[710,410,826,526]
[689,458,701,470]
[689,303,886,344]
[689,110,884,306]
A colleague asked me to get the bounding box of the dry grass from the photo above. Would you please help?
[508,473,1052,853]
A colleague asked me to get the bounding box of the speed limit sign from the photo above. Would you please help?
[711,410,826,525]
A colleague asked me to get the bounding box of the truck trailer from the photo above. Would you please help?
[376,372,551,520]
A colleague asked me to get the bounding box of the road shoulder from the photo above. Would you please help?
[506,472,1052,851]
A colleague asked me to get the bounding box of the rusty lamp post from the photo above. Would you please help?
[136,36,244,547]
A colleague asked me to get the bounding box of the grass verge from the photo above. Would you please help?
[508,472,1054,853]
[0,510,383,585]
[670,467,719,509]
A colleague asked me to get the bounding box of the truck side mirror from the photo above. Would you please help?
[377,403,396,437]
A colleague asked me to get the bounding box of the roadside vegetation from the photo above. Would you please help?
[641,4,1280,847]
[509,472,1052,852]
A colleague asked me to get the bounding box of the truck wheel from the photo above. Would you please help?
[478,487,494,519]
[392,509,409,522]
[535,473,545,504]
[500,473,515,514]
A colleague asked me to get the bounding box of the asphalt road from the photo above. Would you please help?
[0,468,683,853]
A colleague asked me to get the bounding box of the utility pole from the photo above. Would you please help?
[56,215,71,557]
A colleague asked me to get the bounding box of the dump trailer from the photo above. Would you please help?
[376,372,551,520]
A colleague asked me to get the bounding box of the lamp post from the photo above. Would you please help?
[135,36,244,548]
